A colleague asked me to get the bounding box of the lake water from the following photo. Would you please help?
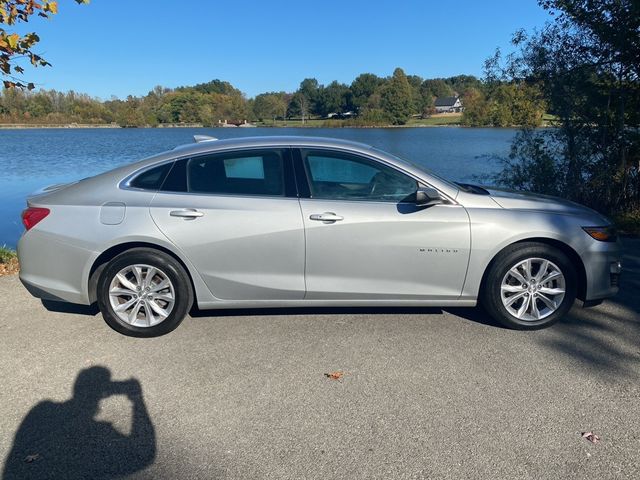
[0,127,516,248]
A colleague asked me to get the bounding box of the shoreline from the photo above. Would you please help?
[0,123,122,129]
[0,123,550,130]
[0,123,463,130]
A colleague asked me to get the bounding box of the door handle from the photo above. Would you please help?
[170,209,204,219]
[309,212,344,223]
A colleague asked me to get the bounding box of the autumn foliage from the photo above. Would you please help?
[0,0,88,89]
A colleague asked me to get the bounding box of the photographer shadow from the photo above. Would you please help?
[2,366,156,480]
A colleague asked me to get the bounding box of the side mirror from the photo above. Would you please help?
[415,186,443,207]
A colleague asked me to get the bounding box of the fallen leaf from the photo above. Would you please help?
[582,431,600,444]
[324,371,344,380]
[24,453,41,463]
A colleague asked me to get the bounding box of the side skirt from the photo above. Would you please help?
[196,298,478,310]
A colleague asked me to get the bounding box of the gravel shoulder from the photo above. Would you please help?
[0,240,638,479]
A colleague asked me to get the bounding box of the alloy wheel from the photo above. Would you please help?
[500,257,566,321]
[108,264,175,327]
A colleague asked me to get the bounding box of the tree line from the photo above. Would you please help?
[0,70,546,127]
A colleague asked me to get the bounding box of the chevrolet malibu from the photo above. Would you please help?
[18,136,622,336]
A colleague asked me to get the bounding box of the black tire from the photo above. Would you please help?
[97,248,193,337]
[480,242,577,330]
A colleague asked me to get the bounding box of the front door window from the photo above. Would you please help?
[302,150,417,202]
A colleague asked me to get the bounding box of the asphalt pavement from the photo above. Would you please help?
[0,240,638,479]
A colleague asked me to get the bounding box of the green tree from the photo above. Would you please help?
[350,73,383,111]
[381,67,413,125]
[420,79,455,102]
[494,0,640,214]
[297,78,320,116]
[1,0,88,89]
[137,85,169,125]
[315,81,350,117]
[114,96,145,127]
[26,91,52,116]
[460,87,488,126]
[406,74,425,112]
[253,92,286,123]
[185,79,241,96]
[156,91,202,124]
[447,75,483,95]
[461,79,545,127]
[498,129,564,196]
[288,92,310,123]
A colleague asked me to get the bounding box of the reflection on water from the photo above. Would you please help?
[0,127,515,247]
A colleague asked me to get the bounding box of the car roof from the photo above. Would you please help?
[170,135,375,156]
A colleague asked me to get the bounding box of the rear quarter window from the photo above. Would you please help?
[160,160,188,192]
[129,163,172,190]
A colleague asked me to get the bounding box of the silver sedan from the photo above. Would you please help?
[18,136,622,336]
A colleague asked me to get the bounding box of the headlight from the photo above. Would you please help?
[582,226,617,242]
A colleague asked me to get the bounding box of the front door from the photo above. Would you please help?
[296,148,470,300]
[150,148,305,300]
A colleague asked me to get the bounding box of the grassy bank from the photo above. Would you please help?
[407,114,463,126]
[1,112,563,129]
[0,246,18,277]
[253,113,465,128]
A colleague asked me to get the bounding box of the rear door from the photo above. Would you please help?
[294,148,470,300]
[149,148,306,300]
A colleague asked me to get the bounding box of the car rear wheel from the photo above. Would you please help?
[97,248,193,337]
[481,242,577,330]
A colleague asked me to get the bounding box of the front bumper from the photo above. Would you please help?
[581,239,622,302]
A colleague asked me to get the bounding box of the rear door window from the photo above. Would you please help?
[187,150,285,196]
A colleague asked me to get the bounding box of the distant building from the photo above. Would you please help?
[217,119,255,127]
[434,96,463,113]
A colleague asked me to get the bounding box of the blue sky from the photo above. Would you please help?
[12,0,553,99]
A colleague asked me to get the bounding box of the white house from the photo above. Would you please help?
[434,96,463,113]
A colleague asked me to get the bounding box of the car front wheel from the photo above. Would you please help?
[481,242,577,330]
[97,248,193,337]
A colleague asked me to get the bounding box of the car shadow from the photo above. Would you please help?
[443,306,506,328]
[191,303,509,330]
[41,299,99,316]
[2,366,156,480]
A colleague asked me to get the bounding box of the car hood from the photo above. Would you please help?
[484,186,611,223]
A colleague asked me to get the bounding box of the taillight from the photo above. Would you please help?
[21,207,50,231]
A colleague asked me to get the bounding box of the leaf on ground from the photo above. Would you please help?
[582,431,600,444]
[324,371,344,380]
[24,453,41,463]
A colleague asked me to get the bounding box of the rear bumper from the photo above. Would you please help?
[17,229,95,305]
[20,277,70,302]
